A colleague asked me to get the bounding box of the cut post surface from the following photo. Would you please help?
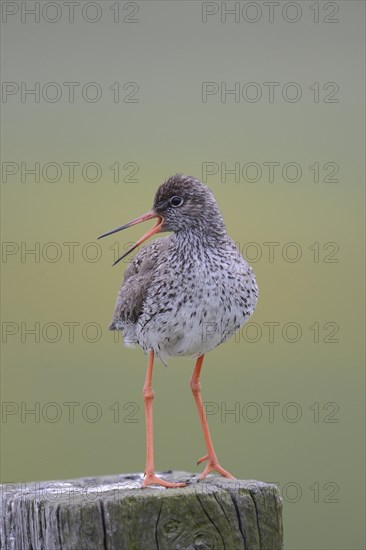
[1,471,283,550]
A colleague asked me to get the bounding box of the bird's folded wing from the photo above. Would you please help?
[109,236,171,328]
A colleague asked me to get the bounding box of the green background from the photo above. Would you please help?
[1,1,364,548]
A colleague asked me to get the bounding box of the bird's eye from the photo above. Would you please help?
[170,196,183,208]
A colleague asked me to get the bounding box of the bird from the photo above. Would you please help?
[98,174,258,488]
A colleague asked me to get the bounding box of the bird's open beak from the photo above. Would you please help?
[98,210,163,266]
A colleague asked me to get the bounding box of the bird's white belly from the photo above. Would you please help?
[136,277,254,363]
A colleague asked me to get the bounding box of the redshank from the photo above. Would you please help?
[98,174,258,488]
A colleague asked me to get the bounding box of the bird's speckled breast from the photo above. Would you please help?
[135,236,258,363]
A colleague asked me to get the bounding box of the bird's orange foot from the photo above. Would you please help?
[197,454,236,479]
[142,472,186,488]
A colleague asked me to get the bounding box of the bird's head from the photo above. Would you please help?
[98,174,224,265]
[153,174,220,232]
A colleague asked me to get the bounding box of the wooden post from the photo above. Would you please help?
[1,471,283,549]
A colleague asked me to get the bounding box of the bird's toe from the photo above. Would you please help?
[199,459,236,480]
[142,473,186,489]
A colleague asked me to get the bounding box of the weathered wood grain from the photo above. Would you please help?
[1,471,283,550]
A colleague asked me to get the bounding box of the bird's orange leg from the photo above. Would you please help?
[190,355,235,480]
[142,350,186,488]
